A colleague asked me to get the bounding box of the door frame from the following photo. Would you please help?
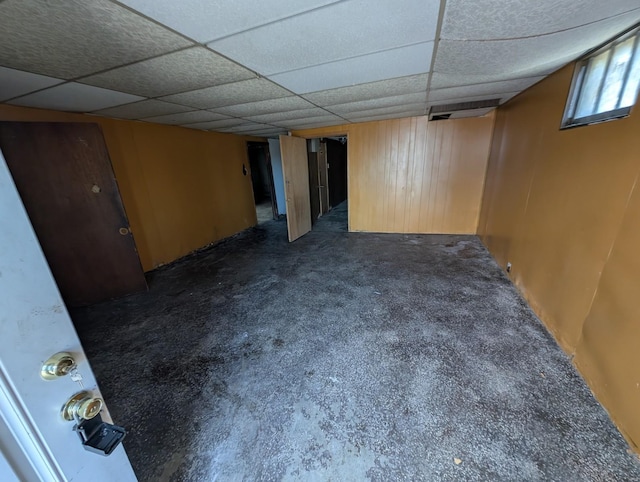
[293,132,349,231]
[246,141,278,221]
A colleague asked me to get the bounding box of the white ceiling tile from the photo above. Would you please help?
[302,74,428,106]
[8,83,143,112]
[430,72,543,89]
[434,13,640,80]
[288,118,348,129]
[92,100,193,119]
[242,128,288,137]
[159,78,291,109]
[442,0,640,40]
[269,42,433,93]
[427,77,544,101]
[346,111,426,123]
[0,66,63,102]
[208,0,440,75]
[340,103,427,120]
[80,47,256,97]
[326,92,427,114]
[274,114,346,128]
[143,111,230,125]
[243,108,331,123]
[217,123,276,133]
[0,0,192,79]
[215,97,316,117]
[182,118,249,130]
[118,0,341,43]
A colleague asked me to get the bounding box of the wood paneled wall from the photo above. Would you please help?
[0,104,259,270]
[294,113,495,234]
[479,63,640,450]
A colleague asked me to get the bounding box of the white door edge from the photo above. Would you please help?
[0,363,64,482]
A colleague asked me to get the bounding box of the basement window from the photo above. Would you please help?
[562,25,640,128]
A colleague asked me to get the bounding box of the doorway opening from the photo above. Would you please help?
[307,136,348,232]
[247,142,278,224]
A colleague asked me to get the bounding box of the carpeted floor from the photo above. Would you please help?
[71,206,640,481]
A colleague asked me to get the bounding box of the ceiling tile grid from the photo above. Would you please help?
[1,0,638,132]
[7,82,144,112]
[427,77,545,102]
[340,102,428,121]
[326,92,427,115]
[0,0,192,79]
[92,99,194,120]
[0,66,63,102]
[214,97,317,118]
[207,0,440,76]
[181,118,251,131]
[142,110,230,126]
[433,4,640,89]
[117,0,343,43]
[441,0,640,40]
[346,110,427,124]
[79,47,256,98]
[302,74,428,106]
[272,114,346,128]
[242,108,335,124]
[216,122,277,134]
[268,42,434,93]
[159,78,291,110]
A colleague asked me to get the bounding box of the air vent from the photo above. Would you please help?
[429,99,500,121]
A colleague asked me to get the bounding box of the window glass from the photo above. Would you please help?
[563,26,640,128]
[574,50,609,118]
[620,42,640,108]
[597,37,634,112]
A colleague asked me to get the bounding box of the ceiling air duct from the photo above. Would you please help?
[428,99,500,121]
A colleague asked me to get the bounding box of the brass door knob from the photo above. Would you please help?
[61,391,104,421]
[41,352,77,380]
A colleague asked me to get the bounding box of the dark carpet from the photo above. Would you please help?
[72,205,640,481]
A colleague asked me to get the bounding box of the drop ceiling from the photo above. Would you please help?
[0,0,639,137]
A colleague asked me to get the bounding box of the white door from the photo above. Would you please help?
[0,150,137,481]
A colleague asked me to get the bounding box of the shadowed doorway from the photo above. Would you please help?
[247,142,277,224]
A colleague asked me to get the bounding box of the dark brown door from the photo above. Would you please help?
[0,122,147,305]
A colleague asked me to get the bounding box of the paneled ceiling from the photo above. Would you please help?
[1,0,639,137]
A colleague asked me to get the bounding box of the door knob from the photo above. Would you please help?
[41,352,77,380]
[61,391,104,421]
[62,391,127,456]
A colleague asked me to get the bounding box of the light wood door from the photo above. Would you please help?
[0,122,147,305]
[279,135,311,242]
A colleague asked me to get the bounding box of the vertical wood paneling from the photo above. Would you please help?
[478,63,640,450]
[293,113,495,234]
[0,103,258,270]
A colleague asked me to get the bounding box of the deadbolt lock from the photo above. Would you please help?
[61,391,104,421]
[41,352,77,380]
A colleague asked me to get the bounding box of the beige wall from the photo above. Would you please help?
[0,104,259,271]
[479,63,640,450]
[294,114,495,234]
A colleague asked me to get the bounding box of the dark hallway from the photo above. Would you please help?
[72,215,640,481]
